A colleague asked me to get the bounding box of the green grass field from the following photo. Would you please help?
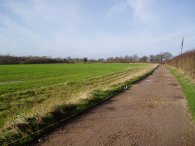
[0,63,143,95]
[0,63,157,145]
[168,66,195,120]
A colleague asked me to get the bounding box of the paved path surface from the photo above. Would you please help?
[36,67,195,146]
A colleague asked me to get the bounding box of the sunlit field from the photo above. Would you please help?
[0,63,157,145]
[0,63,145,94]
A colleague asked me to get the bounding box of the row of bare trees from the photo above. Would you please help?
[0,55,68,64]
[166,50,195,78]
[0,52,173,64]
[105,52,172,63]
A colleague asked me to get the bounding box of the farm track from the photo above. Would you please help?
[37,66,195,146]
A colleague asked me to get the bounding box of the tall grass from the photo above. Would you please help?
[166,50,195,78]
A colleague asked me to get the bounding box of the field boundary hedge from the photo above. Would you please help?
[2,65,158,146]
[166,50,195,78]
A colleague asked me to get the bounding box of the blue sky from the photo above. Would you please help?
[0,0,195,58]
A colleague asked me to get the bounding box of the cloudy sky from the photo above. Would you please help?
[0,0,195,58]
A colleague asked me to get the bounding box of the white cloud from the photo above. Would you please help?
[0,0,85,55]
[106,0,157,23]
[0,0,194,58]
[106,0,129,20]
[127,0,157,23]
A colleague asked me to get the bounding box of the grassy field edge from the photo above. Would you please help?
[2,65,158,146]
[167,65,195,120]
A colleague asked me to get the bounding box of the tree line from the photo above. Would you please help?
[0,52,173,64]
[105,52,172,63]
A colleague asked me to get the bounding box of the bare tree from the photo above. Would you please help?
[132,54,139,63]
[140,56,148,62]
[83,57,88,63]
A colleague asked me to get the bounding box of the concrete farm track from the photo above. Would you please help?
[36,66,195,146]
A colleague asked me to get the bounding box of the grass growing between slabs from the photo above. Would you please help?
[168,66,195,120]
[0,63,157,145]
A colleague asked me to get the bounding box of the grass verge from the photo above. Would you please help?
[167,66,195,120]
[1,64,158,146]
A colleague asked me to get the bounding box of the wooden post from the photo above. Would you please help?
[181,37,184,54]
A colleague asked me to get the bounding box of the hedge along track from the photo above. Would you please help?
[0,64,157,145]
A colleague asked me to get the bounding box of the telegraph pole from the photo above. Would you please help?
[181,37,184,54]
